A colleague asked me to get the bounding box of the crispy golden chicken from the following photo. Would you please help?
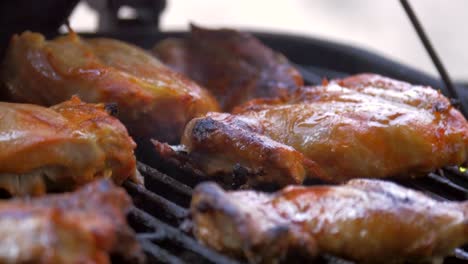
[0,180,143,264]
[0,96,139,196]
[153,25,303,111]
[156,74,468,187]
[192,179,468,263]
[1,31,219,143]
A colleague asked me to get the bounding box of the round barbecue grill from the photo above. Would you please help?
[1,1,468,263]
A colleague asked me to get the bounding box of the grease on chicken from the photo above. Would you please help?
[192,179,468,263]
[170,74,468,186]
[0,97,139,196]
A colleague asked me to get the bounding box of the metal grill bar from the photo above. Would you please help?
[129,207,241,264]
[428,172,468,198]
[454,249,468,261]
[399,0,466,116]
[138,162,193,197]
[124,181,188,222]
[444,167,468,185]
[137,231,167,241]
[397,173,468,202]
[138,238,186,264]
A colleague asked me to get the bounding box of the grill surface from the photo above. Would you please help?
[126,163,468,264]
[124,65,468,264]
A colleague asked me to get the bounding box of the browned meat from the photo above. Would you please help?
[1,31,220,143]
[153,24,303,111]
[192,179,468,263]
[165,74,468,187]
[0,96,140,196]
[0,180,144,264]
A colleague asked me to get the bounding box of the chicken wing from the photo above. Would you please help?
[1,31,220,143]
[0,180,143,264]
[0,96,139,196]
[153,25,303,111]
[160,74,468,187]
[191,179,468,263]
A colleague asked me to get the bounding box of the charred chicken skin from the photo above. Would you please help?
[0,96,139,196]
[164,74,468,187]
[153,25,303,111]
[0,180,144,264]
[1,31,220,143]
[192,179,468,263]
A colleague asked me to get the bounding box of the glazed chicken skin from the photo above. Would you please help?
[1,31,219,143]
[192,179,468,263]
[153,25,303,111]
[171,74,468,186]
[0,96,139,196]
[0,180,144,264]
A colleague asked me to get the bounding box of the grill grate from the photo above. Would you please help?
[125,163,241,264]
[125,161,468,264]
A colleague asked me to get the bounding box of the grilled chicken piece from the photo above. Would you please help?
[0,96,139,196]
[192,179,468,263]
[0,180,144,264]
[1,31,219,143]
[153,25,303,111]
[169,74,468,186]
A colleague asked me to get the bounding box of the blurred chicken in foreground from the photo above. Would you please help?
[153,24,303,111]
[0,180,144,264]
[0,97,139,196]
[192,179,468,263]
[154,74,468,187]
[1,30,219,143]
